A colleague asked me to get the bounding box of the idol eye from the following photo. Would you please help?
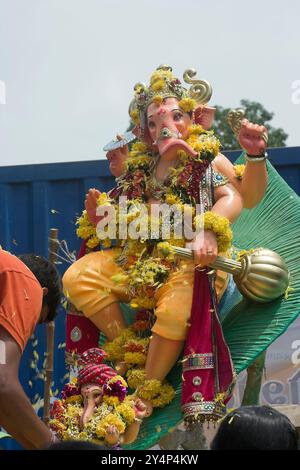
[148,120,156,129]
[173,112,183,121]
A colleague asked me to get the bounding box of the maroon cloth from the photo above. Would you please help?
[65,239,100,357]
[181,268,234,420]
[77,240,88,260]
[66,309,101,356]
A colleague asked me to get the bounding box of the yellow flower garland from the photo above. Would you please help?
[96,414,126,439]
[116,400,136,425]
[234,164,245,180]
[102,395,120,407]
[124,352,147,366]
[130,109,140,125]
[195,211,233,254]
[126,369,146,389]
[103,328,137,362]
[137,379,175,408]
[178,97,197,113]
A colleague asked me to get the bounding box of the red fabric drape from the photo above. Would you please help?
[182,268,235,421]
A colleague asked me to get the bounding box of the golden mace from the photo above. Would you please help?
[173,247,290,303]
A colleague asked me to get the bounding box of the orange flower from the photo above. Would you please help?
[124,340,145,353]
[132,320,149,332]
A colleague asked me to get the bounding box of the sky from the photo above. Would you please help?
[0,0,299,167]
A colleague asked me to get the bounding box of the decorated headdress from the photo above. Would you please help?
[77,347,117,388]
[129,65,216,142]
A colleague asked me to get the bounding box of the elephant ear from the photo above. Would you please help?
[194,105,216,129]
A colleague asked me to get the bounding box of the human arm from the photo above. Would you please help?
[0,326,53,449]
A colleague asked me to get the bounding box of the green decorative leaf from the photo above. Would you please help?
[223,159,300,372]
[0,431,11,439]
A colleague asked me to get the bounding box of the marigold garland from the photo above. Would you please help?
[95,414,126,439]
[234,164,246,180]
[130,109,140,125]
[178,97,197,113]
[152,95,164,105]
[126,369,146,389]
[102,395,120,407]
[195,211,233,254]
[103,332,149,369]
[124,352,147,366]
[103,328,137,362]
[116,399,136,425]
[137,379,176,408]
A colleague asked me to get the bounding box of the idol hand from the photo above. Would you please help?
[238,119,268,155]
[84,188,102,225]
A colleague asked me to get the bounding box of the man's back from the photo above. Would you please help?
[0,249,42,352]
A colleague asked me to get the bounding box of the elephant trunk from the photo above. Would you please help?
[80,397,96,430]
[157,130,197,160]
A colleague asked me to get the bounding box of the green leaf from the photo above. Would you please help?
[223,158,300,372]
[0,431,11,439]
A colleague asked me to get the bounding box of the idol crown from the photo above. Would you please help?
[130,65,212,118]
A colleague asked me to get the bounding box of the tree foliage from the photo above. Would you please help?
[212,100,288,151]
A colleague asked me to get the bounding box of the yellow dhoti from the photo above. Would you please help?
[63,249,228,341]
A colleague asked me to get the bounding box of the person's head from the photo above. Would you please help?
[18,254,62,323]
[46,440,107,450]
[211,405,298,450]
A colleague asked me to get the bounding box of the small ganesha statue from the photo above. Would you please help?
[49,348,146,447]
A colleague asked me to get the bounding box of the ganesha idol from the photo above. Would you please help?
[62,64,296,441]
[50,348,147,446]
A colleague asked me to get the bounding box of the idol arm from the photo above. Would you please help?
[213,153,268,209]
[212,181,244,223]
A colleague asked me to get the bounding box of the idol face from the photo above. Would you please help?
[146,97,197,160]
[80,384,103,429]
